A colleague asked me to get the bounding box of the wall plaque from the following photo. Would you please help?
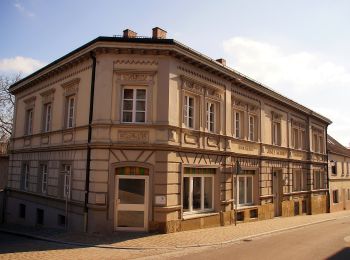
[118,131,149,143]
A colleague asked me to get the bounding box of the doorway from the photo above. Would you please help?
[273,169,283,217]
[115,175,149,231]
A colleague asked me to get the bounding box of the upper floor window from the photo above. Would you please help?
[248,115,256,141]
[122,88,146,123]
[206,102,215,132]
[43,103,52,132]
[25,109,33,135]
[234,111,243,138]
[272,121,281,146]
[66,96,75,128]
[40,164,48,194]
[292,170,308,192]
[184,95,194,128]
[330,161,337,175]
[312,128,324,153]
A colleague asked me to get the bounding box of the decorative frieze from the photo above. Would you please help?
[118,130,149,143]
[181,76,223,101]
[184,133,198,145]
[115,71,155,84]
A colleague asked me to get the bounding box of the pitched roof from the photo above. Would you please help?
[327,135,350,157]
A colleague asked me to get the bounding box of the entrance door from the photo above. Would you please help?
[273,170,283,217]
[115,175,149,231]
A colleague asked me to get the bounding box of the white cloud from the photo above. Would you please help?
[223,37,350,146]
[0,56,45,75]
[14,2,35,17]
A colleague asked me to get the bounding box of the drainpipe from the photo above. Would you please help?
[84,51,97,232]
[325,126,330,213]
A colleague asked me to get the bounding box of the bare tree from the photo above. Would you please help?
[0,74,21,141]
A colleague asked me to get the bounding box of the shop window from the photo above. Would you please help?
[183,168,215,214]
[122,88,146,123]
[333,190,339,204]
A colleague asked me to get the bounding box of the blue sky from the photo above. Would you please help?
[1,0,350,146]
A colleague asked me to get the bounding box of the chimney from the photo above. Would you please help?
[152,27,167,39]
[216,58,226,66]
[123,29,137,38]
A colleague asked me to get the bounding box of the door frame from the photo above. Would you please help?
[114,174,149,231]
[273,169,283,217]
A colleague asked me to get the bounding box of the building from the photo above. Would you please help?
[0,140,9,223]
[328,135,350,212]
[5,27,331,233]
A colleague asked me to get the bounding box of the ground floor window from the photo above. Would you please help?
[333,190,339,204]
[236,170,255,206]
[292,170,308,192]
[183,168,215,214]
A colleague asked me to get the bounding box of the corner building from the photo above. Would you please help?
[6,28,331,233]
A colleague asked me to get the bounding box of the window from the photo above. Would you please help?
[330,161,337,175]
[25,108,33,135]
[319,136,324,153]
[347,189,350,200]
[122,88,146,123]
[63,164,72,199]
[183,168,215,214]
[248,115,255,141]
[40,164,48,194]
[58,214,66,226]
[292,170,308,191]
[333,190,339,204]
[206,102,215,132]
[292,128,299,149]
[66,96,75,128]
[348,163,350,176]
[313,170,326,190]
[36,209,44,225]
[23,163,30,191]
[19,204,26,219]
[184,95,194,128]
[234,111,242,138]
[43,103,52,132]
[236,172,254,206]
[272,121,281,146]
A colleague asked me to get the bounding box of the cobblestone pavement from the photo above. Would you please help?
[1,210,350,259]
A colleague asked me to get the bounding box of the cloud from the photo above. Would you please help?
[0,56,46,75]
[223,37,350,146]
[14,2,35,17]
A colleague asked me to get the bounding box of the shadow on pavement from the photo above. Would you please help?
[327,247,350,260]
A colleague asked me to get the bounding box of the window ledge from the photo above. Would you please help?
[182,211,217,220]
[237,205,258,210]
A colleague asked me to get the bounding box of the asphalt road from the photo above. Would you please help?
[170,217,350,260]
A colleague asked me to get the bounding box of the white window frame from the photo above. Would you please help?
[183,172,214,214]
[234,111,242,138]
[26,109,33,135]
[41,164,48,194]
[121,87,147,123]
[236,173,254,206]
[272,121,281,146]
[63,164,72,199]
[184,95,195,129]
[248,115,255,141]
[66,96,75,128]
[24,163,30,190]
[43,103,52,132]
[206,102,215,133]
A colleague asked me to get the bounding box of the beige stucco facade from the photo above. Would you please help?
[5,28,331,233]
[328,136,350,212]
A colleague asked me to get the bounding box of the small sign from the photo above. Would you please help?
[155,195,166,206]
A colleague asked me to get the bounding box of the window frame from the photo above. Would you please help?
[206,101,215,133]
[25,108,34,135]
[248,114,255,141]
[272,121,281,146]
[234,110,243,139]
[184,95,195,129]
[235,171,255,207]
[43,103,52,132]
[24,163,30,191]
[66,95,75,129]
[121,87,147,124]
[183,168,215,215]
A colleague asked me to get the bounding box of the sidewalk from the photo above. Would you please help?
[1,210,350,250]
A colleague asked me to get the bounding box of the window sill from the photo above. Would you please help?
[182,211,217,220]
[237,205,257,210]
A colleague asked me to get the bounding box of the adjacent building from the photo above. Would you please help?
[328,135,350,212]
[5,28,331,233]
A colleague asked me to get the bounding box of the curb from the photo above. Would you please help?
[0,215,347,251]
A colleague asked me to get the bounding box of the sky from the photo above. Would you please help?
[1,0,349,146]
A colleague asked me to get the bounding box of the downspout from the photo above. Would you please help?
[84,51,96,232]
[325,126,330,213]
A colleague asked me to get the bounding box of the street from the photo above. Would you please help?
[1,216,350,259]
[169,217,350,260]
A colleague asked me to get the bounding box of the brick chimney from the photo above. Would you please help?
[152,27,167,39]
[123,29,137,38]
[216,58,226,66]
